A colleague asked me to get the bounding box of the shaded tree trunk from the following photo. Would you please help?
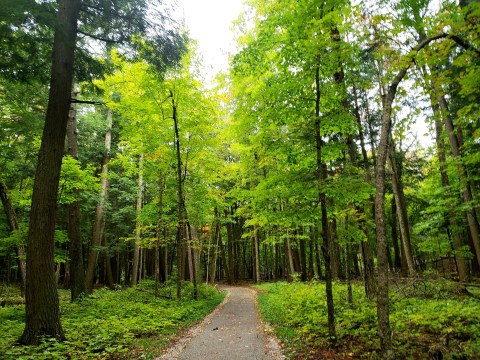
[21,0,82,344]
[390,198,402,272]
[172,91,184,300]
[85,109,112,293]
[66,86,86,299]
[315,64,336,341]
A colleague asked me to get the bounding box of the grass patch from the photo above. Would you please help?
[0,280,225,359]
[256,279,480,359]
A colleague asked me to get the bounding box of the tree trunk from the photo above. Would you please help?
[66,86,86,300]
[85,109,113,293]
[172,91,185,300]
[425,79,469,282]
[156,171,165,291]
[253,226,261,284]
[131,153,144,286]
[0,182,27,296]
[437,92,480,268]
[225,210,235,284]
[315,64,336,341]
[286,230,295,280]
[388,147,416,275]
[21,0,81,344]
[372,35,449,359]
[390,198,402,272]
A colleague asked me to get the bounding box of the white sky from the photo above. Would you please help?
[177,0,245,79]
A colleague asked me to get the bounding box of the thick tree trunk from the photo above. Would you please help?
[0,182,27,296]
[66,86,86,300]
[131,154,144,285]
[85,109,112,293]
[21,0,81,344]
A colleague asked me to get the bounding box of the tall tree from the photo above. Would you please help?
[21,0,82,344]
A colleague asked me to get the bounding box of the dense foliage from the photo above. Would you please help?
[257,281,480,359]
[0,281,224,359]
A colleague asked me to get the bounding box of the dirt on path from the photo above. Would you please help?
[158,286,285,360]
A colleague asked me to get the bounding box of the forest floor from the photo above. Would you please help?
[158,285,285,360]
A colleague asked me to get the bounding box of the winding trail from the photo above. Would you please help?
[158,286,285,360]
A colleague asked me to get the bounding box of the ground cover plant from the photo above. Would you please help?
[256,280,480,359]
[0,280,225,359]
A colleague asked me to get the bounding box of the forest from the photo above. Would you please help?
[0,0,479,359]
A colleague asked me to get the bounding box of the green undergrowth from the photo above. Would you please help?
[256,280,480,359]
[0,280,225,359]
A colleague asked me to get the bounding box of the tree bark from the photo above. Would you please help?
[85,108,112,293]
[66,86,86,300]
[21,0,81,344]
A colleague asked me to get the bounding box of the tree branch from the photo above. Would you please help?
[71,99,104,106]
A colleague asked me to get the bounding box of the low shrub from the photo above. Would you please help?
[256,280,480,359]
[0,280,225,359]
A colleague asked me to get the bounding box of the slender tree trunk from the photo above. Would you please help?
[210,220,220,285]
[427,82,469,281]
[225,210,235,284]
[374,64,413,360]
[390,198,402,271]
[171,91,185,300]
[286,230,295,279]
[346,244,353,304]
[299,233,307,281]
[156,171,165,292]
[315,64,336,341]
[372,35,450,359]
[388,147,416,275]
[254,226,261,284]
[131,154,144,285]
[21,0,82,344]
[437,92,480,268]
[85,109,112,293]
[66,86,86,299]
[0,182,26,296]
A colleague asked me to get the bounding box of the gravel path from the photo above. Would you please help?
[158,286,285,360]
